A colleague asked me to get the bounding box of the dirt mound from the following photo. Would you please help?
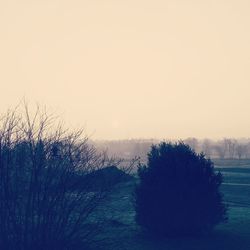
[88,166,133,188]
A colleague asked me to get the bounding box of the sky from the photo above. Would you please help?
[0,0,250,140]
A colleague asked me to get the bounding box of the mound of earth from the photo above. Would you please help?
[75,166,134,191]
[87,166,134,188]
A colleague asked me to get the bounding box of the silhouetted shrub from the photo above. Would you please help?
[135,142,227,237]
[0,105,119,250]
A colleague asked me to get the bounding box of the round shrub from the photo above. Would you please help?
[135,142,227,237]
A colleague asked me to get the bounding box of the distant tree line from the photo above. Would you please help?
[94,137,250,160]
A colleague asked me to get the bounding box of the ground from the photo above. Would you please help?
[96,160,250,250]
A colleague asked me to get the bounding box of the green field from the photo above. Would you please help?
[98,163,250,250]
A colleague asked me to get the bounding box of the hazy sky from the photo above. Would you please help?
[0,0,250,139]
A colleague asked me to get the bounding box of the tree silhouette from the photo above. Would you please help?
[0,105,119,250]
[135,142,227,237]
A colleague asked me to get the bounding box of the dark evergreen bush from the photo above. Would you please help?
[135,142,227,237]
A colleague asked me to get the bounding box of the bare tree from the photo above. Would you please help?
[184,137,198,152]
[214,140,227,159]
[235,142,248,160]
[201,139,212,158]
[245,143,250,159]
[0,105,119,250]
[224,138,237,159]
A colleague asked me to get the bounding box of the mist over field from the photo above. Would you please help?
[94,138,250,162]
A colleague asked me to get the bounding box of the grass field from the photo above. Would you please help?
[97,161,250,250]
